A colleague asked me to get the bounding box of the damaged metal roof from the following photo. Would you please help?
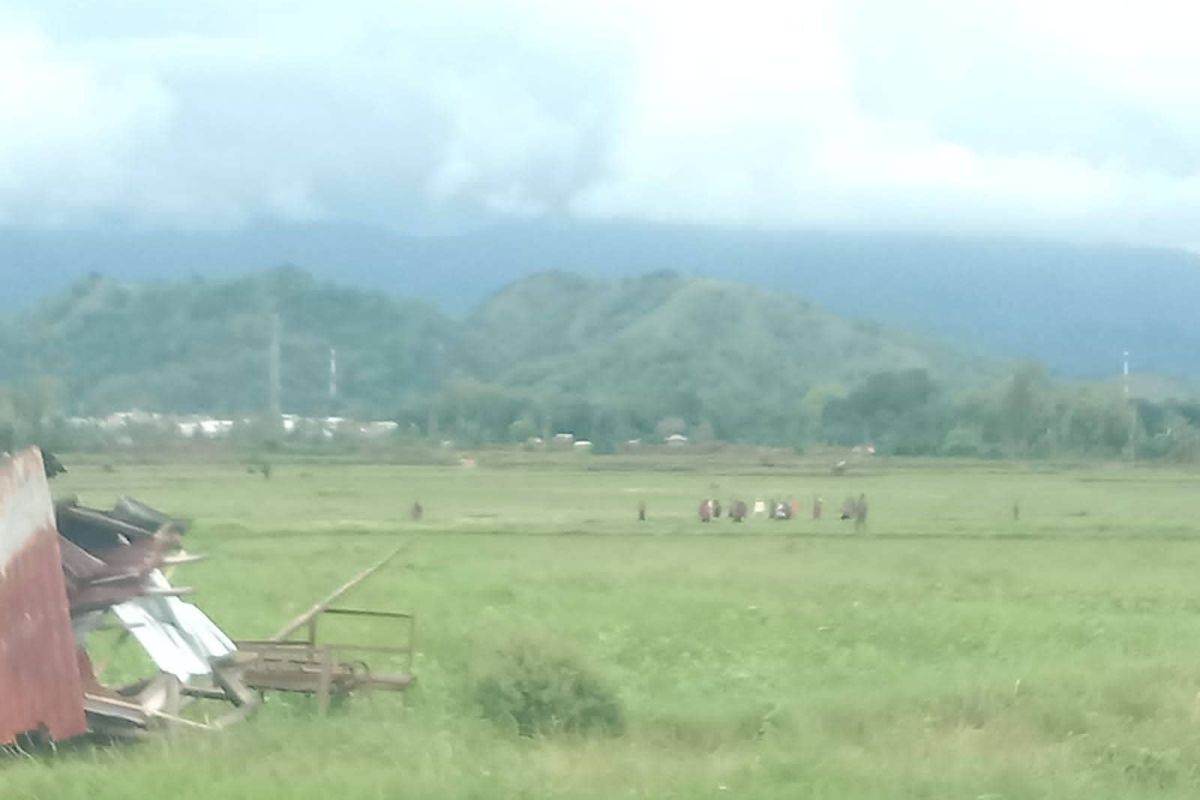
[2,447,415,748]
[0,448,88,745]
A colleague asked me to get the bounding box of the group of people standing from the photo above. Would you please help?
[692,493,868,530]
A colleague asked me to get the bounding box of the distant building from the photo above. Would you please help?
[176,417,233,438]
[203,420,234,437]
[358,421,399,438]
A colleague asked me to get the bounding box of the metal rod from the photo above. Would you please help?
[322,607,414,619]
[270,545,406,642]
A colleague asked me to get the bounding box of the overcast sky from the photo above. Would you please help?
[2,0,1199,248]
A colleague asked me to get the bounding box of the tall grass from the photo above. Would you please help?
[5,459,1200,798]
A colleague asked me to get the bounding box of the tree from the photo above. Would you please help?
[797,383,847,444]
[7,377,60,446]
[1001,362,1050,455]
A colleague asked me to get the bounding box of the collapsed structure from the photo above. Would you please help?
[1,448,414,747]
[0,448,88,744]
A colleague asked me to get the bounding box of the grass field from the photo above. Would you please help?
[6,455,1200,798]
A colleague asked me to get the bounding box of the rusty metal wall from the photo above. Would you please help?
[0,448,87,744]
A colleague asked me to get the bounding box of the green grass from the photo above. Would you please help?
[6,456,1200,798]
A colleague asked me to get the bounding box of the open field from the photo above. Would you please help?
[6,456,1200,798]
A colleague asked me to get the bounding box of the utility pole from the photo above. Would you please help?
[268,312,282,425]
[329,346,338,403]
[1124,349,1135,460]
[1123,349,1130,401]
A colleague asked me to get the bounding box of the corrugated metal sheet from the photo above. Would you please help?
[113,569,236,682]
[0,448,87,744]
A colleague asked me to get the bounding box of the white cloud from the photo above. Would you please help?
[0,0,1199,246]
[0,21,174,224]
[571,0,1200,244]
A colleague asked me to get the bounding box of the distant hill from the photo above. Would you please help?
[4,220,1199,379]
[0,269,999,440]
[473,272,998,438]
[0,269,475,416]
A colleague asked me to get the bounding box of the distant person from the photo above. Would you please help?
[411,500,424,521]
[638,500,647,522]
[812,496,823,520]
[854,493,868,532]
[1012,500,1020,522]
[698,499,712,523]
[730,500,747,522]
[712,499,722,519]
[753,499,767,518]
[840,497,856,520]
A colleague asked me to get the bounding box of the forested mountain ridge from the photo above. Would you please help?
[0,269,476,416]
[6,221,1200,379]
[6,267,1198,457]
[472,272,998,440]
[0,268,998,443]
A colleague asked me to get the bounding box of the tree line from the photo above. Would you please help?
[8,364,1199,462]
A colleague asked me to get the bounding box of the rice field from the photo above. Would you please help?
[5,454,1200,799]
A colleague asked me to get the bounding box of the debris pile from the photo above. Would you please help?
[58,493,250,739]
[0,448,415,748]
[0,448,88,746]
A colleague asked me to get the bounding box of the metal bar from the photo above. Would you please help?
[181,685,232,701]
[142,586,194,597]
[160,553,207,566]
[312,644,412,655]
[270,545,406,642]
[82,694,148,726]
[58,505,159,541]
[322,607,414,619]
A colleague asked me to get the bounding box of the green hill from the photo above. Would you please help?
[10,222,1200,381]
[470,271,1000,442]
[0,268,476,416]
[1,267,1008,447]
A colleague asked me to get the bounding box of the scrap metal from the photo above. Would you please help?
[2,447,416,749]
[236,545,416,713]
[0,448,88,745]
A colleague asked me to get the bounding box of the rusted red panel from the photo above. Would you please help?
[0,448,87,744]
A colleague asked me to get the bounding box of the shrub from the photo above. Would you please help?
[474,635,624,737]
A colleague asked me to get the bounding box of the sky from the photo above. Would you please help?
[2,0,1200,248]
